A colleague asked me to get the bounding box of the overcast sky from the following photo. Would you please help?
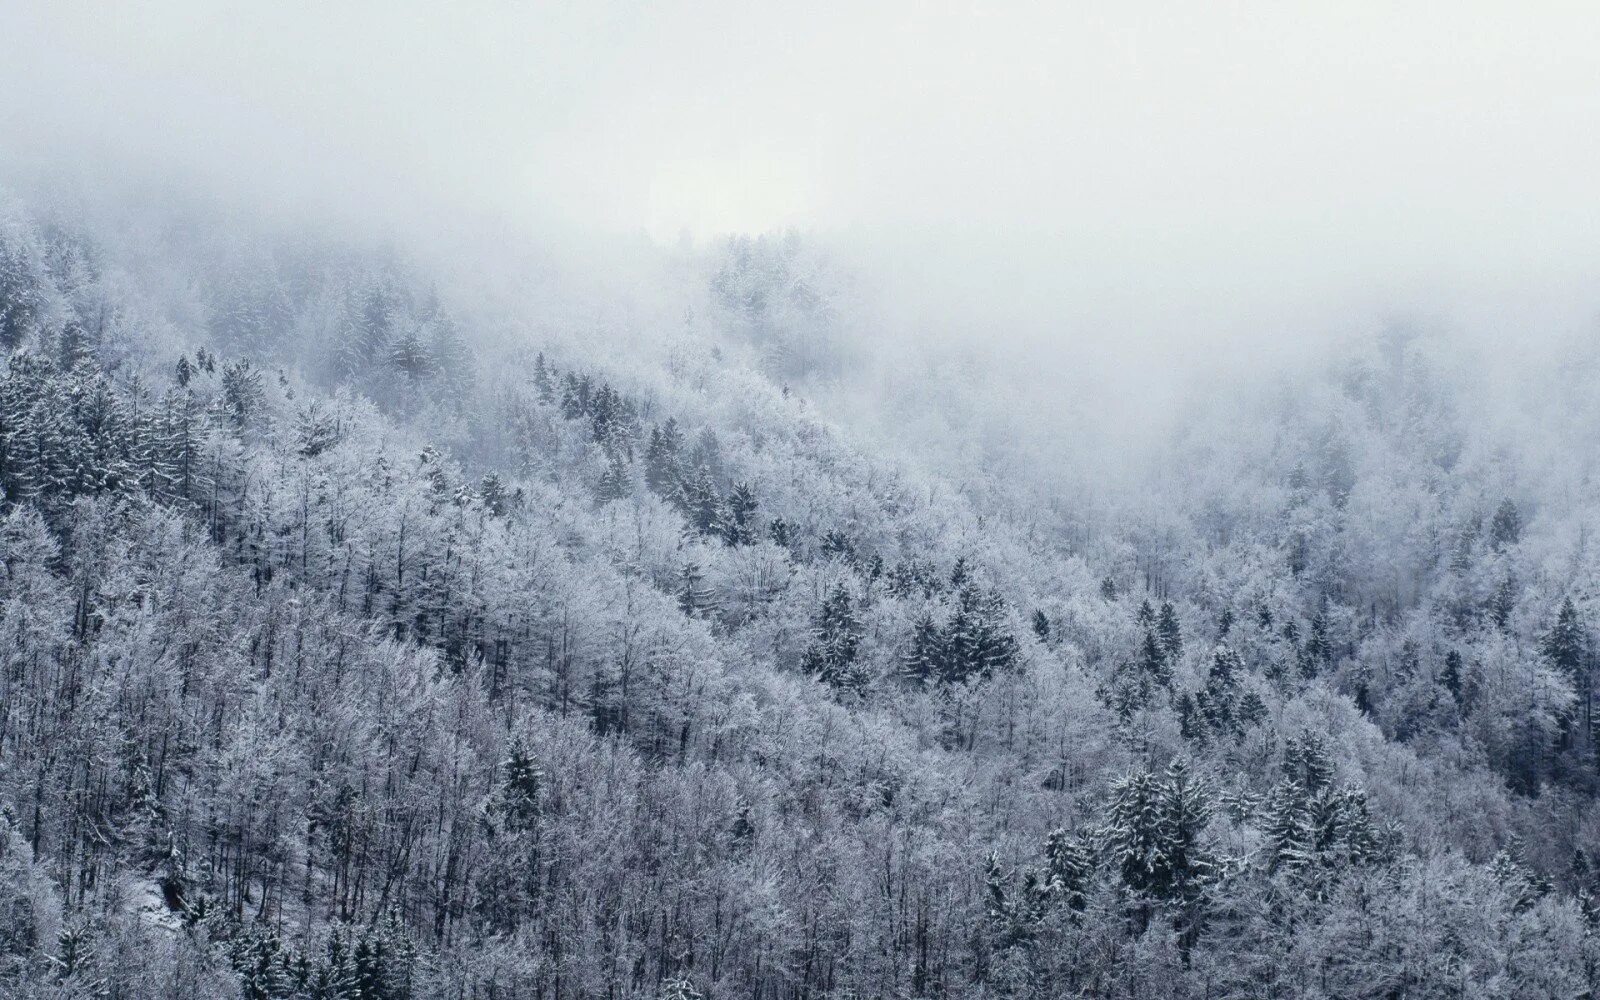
[4,2,1600,367]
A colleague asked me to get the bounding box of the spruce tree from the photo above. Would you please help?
[681,465,724,538]
[902,612,943,686]
[532,351,553,401]
[1042,829,1095,913]
[644,418,683,499]
[596,450,631,503]
[1441,649,1464,703]
[722,482,758,545]
[499,739,542,833]
[1489,573,1518,632]
[1103,767,1163,898]
[1542,598,1586,683]
[943,581,1019,683]
[1302,609,1331,678]
[1489,498,1523,550]
[1139,630,1171,688]
[1153,758,1215,908]
[676,562,716,619]
[1157,601,1183,661]
[767,516,792,549]
[1263,780,1310,874]
[803,583,865,693]
[478,472,508,517]
[1031,609,1051,641]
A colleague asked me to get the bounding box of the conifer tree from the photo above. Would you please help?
[1139,629,1172,688]
[595,450,631,503]
[1237,689,1269,728]
[1041,828,1094,914]
[1153,758,1215,910]
[676,561,716,619]
[531,351,553,401]
[1103,767,1163,899]
[767,516,792,549]
[1217,606,1234,638]
[803,583,865,693]
[221,359,265,429]
[1031,609,1051,641]
[902,612,943,686]
[722,482,758,545]
[1157,601,1183,661]
[1263,780,1311,874]
[388,327,434,384]
[1489,498,1523,550]
[942,580,1020,683]
[681,465,724,537]
[644,418,683,500]
[1302,609,1332,678]
[1543,598,1586,684]
[1488,572,1519,631]
[1441,648,1464,703]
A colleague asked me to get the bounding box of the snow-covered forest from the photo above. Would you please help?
[7,5,1600,999]
[2,183,1600,999]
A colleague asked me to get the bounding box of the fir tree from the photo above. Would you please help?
[498,738,542,833]
[1153,758,1215,908]
[1041,828,1095,913]
[296,402,340,458]
[1441,648,1464,703]
[1236,689,1269,728]
[767,516,792,549]
[644,418,683,499]
[821,530,855,563]
[1257,603,1274,631]
[315,932,359,1000]
[1031,609,1051,641]
[221,359,265,429]
[1103,767,1164,898]
[388,327,434,383]
[1139,629,1172,688]
[478,471,508,517]
[722,482,758,545]
[532,351,554,401]
[1302,609,1332,678]
[803,583,865,693]
[1489,498,1523,550]
[1542,598,1586,684]
[1157,601,1183,661]
[676,561,716,619]
[1489,572,1518,632]
[595,450,631,503]
[942,581,1020,683]
[902,612,943,686]
[1263,779,1311,874]
[681,465,724,538]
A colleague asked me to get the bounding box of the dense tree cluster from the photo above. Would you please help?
[3,199,1600,999]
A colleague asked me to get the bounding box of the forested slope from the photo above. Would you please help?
[3,197,1600,999]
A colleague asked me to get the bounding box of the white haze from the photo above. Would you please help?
[3,1,1599,453]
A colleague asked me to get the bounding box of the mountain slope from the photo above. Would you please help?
[2,194,1600,999]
